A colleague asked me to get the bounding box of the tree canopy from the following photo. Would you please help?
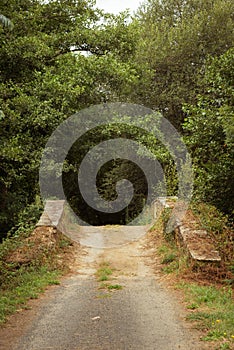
[133,0,234,128]
[183,48,234,215]
[0,0,138,236]
[0,0,233,239]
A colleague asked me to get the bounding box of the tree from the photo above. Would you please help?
[183,48,234,216]
[132,0,234,128]
[0,0,139,237]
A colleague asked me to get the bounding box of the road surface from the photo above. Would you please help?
[3,226,209,350]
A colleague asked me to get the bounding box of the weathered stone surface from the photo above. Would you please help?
[154,197,221,263]
[36,200,66,228]
[37,198,221,262]
[153,196,178,219]
[176,226,221,262]
[36,212,52,226]
[36,200,80,240]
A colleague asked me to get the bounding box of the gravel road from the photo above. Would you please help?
[7,226,209,350]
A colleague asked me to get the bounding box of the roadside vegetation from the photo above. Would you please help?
[0,0,233,237]
[0,0,233,345]
[0,218,76,324]
[181,283,234,346]
[150,202,234,349]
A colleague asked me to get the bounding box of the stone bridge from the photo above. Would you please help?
[36,199,221,261]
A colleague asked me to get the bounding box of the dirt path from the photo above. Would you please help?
[1,226,209,350]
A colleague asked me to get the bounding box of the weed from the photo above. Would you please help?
[219,343,231,350]
[162,260,179,273]
[96,262,113,282]
[96,262,123,293]
[98,275,108,282]
[187,303,199,310]
[190,201,233,271]
[190,202,228,234]
[178,282,234,347]
[107,284,123,290]
[153,201,234,349]
[157,241,184,275]
[0,223,73,324]
[98,282,109,289]
[59,238,72,249]
[161,253,177,264]
[0,267,61,324]
[157,244,169,254]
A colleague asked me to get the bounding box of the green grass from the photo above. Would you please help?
[96,262,113,282]
[153,204,234,349]
[157,225,234,346]
[157,242,186,274]
[177,282,234,346]
[96,262,123,292]
[0,220,72,325]
[107,284,123,290]
[98,282,123,291]
[161,252,177,264]
[162,260,180,273]
[0,266,60,324]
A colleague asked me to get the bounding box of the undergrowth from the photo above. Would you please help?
[191,201,233,272]
[178,282,234,348]
[0,217,74,325]
[153,200,234,349]
[0,266,60,324]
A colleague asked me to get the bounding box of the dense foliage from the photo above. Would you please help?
[183,48,234,216]
[132,0,233,218]
[133,0,234,128]
[0,0,233,239]
[0,0,138,237]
